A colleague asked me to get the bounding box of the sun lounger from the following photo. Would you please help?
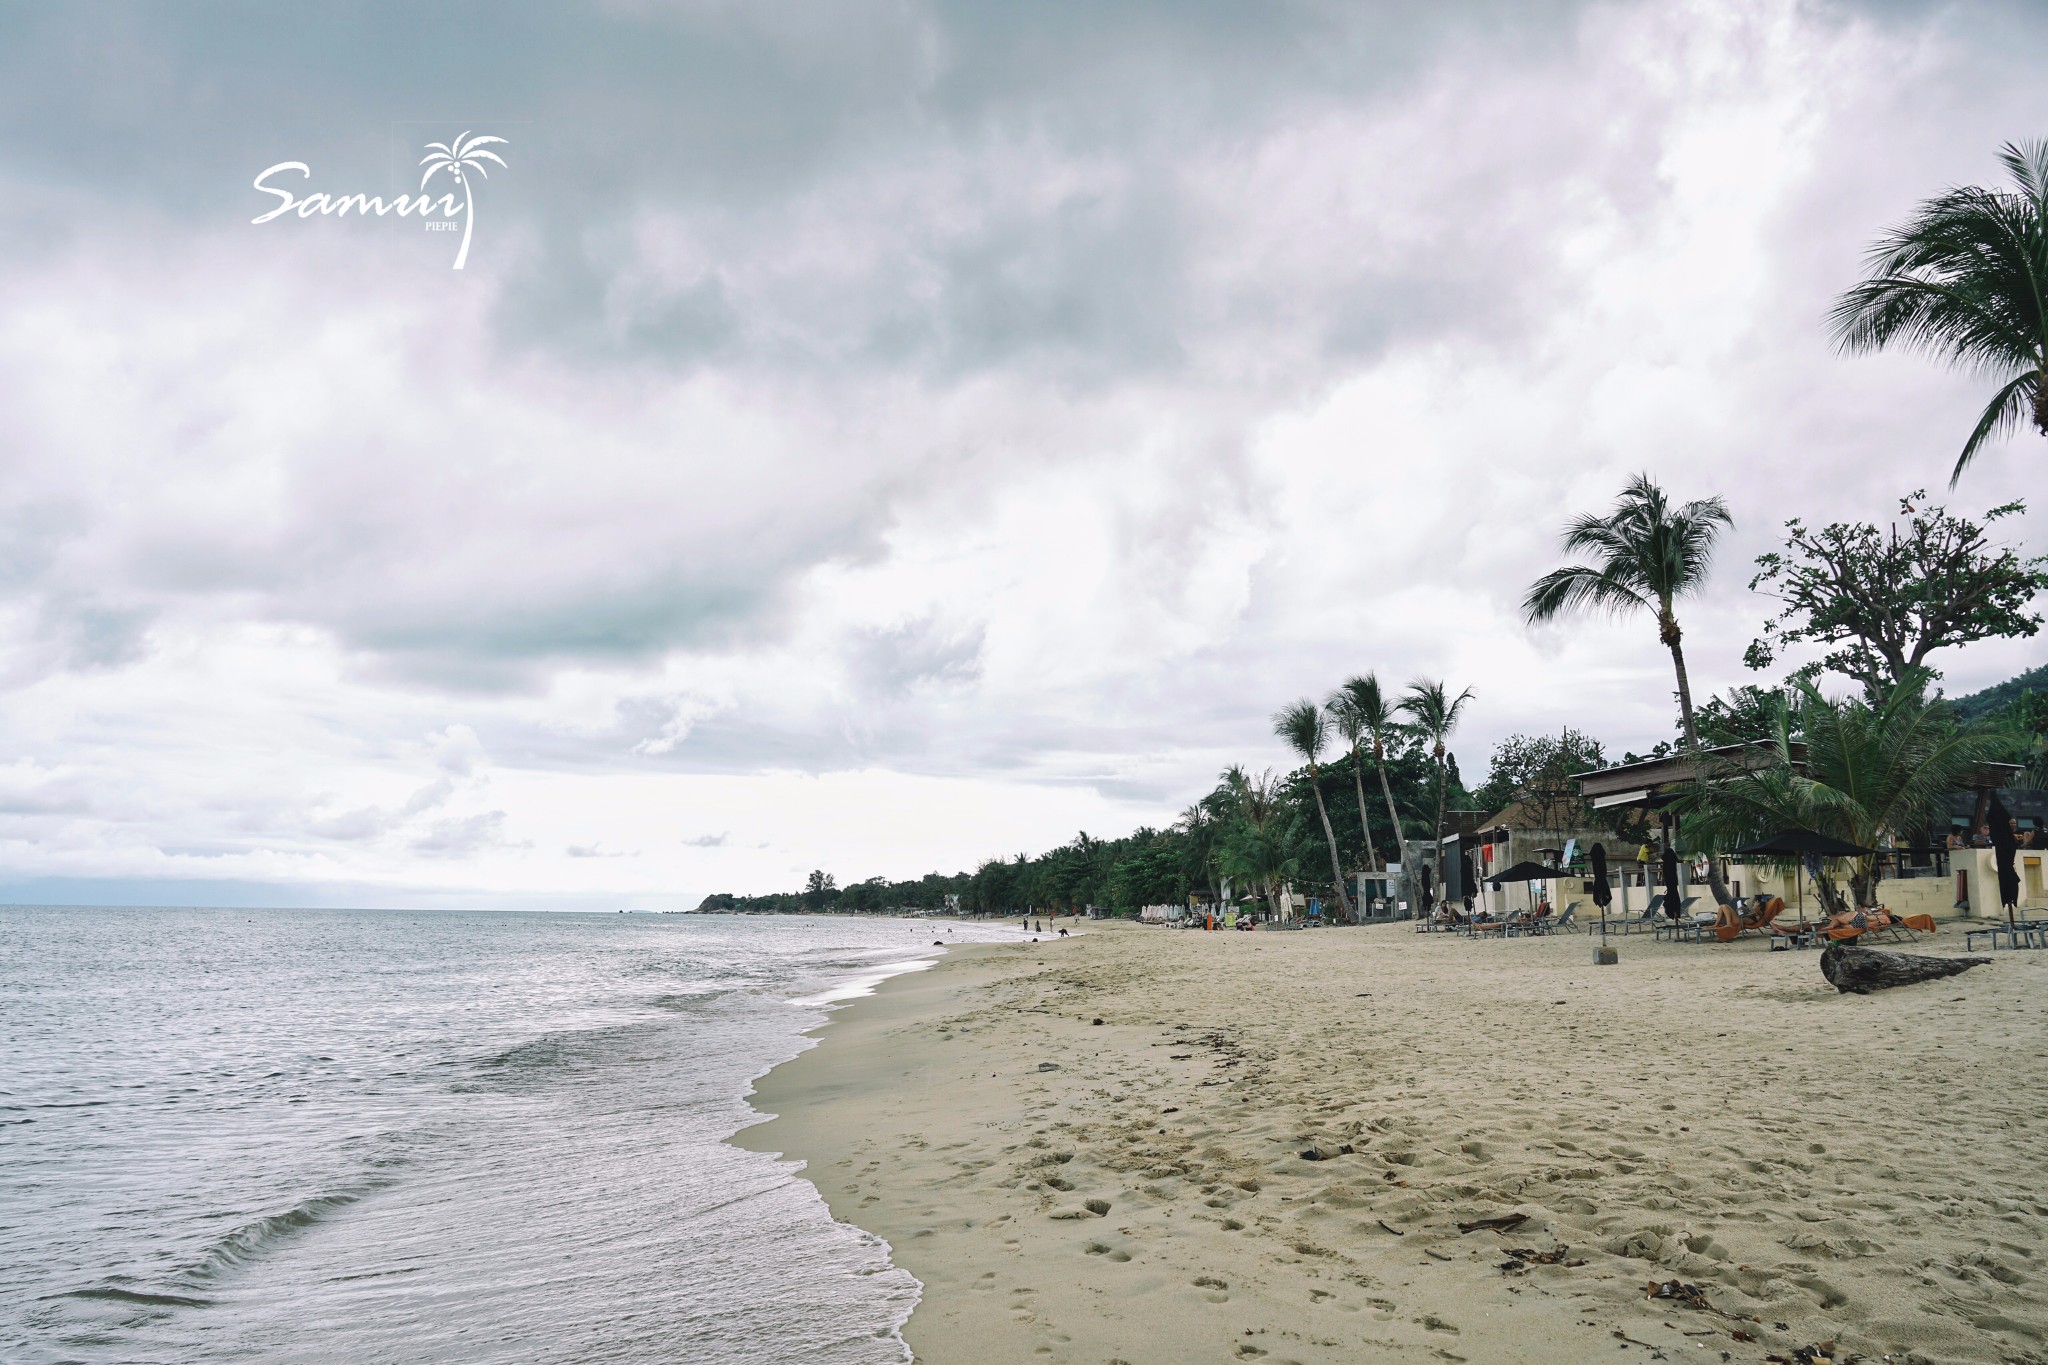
[1553,901,1582,933]
[1711,896,1784,943]
[1603,894,1663,935]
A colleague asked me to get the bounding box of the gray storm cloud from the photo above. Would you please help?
[0,0,2042,906]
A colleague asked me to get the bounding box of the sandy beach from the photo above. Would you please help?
[738,920,2048,1365]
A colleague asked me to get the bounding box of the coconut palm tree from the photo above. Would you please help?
[1686,672,2014,910]
[1524,473,1735,905]
[1274,700,1355,919]
[1330,674,1409,874]
[1324,690,1380,872]
[1830,140,2048,486]
[1398,679,1474,895]
[1523,474,1732,752]
[420,131,509,271]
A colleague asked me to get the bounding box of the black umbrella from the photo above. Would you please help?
[1990,794,2021,933]
[1660,846,1683,920]
[1417,863,1433,918]
[1590,842,1612,941]
[1732,829,1872,927]
[1489,860,1554,919]
[1731,830,1873,858]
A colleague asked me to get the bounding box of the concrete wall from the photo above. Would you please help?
[1725,850,2048,919]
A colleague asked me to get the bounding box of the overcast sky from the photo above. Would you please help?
[0,0,2043,909]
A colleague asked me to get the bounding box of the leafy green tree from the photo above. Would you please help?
[1746,493,2047,696]
[1397,679,1474,892]
[1274,699,1355,916]
[1692,686,1792,747]
[1473,728,1607,830]
[1830,140,2048,485]
[801,869,837,911]
[1216,766,1300,915]
[1685,671,2016,910]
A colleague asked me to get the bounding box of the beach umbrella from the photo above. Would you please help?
[1660,846,1684,921]
[1589,843,1612,940]
[1732,830,1873,928]
[1490,860,1553,919]
[1417,863,1434,918]
[1990,795,2021,934]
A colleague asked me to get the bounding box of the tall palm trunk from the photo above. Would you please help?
[1346,743,1378,871]
[1307,762,1354,918]
[1373,740,1404,877]
[1430,742,1449,905]
[1662,607,1733,908]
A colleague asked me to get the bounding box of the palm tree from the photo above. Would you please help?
[420,131,509,271]
[1331,674,1409,875]
[1398,679,1474,896]
[1524,474,1732,752]
[1324,690,1379,871]
[1686,672,2014,910]
[1830,140,2048,485]
[1275,700,1355,919]
[1524,473,1734,905]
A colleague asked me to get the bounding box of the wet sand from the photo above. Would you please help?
[737,920,2048,1364]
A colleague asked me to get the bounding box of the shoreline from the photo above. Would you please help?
[736,921,2048,1364]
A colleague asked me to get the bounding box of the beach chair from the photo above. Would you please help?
[1652,897,1705,942]
[1608,893,1663,935]
[1823,911,1937,945]
[1712,896,1783,943]
[1553,901,1582,933]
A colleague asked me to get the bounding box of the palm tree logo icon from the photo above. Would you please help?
[419,132,508,270]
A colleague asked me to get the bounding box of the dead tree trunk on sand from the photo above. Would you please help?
[1820,942,1990,995]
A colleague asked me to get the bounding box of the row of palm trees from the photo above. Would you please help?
[1272,675,1475,915]
[1237,136,2046,917]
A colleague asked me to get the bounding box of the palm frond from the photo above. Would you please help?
[1273,700,1327,764]
[464,148,507,170]
[1952,371,2037,486]
[1522,565,1650,623]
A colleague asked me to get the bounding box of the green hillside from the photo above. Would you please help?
[1952,663,2048,722]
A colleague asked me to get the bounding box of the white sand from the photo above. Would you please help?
[737,920,2048,1364]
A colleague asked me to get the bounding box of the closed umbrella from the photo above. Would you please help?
[1590,842,1612,940]
[1660,846,1683,921]
[1417,863,1434,919]
[1990,794,2021,934]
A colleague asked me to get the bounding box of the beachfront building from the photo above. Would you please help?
[1467,801,1612,920]
[1573,747,2029,918]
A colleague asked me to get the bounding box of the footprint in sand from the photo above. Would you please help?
[1084,1242,1132,1262]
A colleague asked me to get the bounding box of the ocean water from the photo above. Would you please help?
[0,907,1030,1364]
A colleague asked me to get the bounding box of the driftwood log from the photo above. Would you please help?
[1820,942,1990,995]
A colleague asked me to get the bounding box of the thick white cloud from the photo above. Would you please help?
[0,0,2042,906]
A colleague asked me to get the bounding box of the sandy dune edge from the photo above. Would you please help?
[736,922,2048,1365]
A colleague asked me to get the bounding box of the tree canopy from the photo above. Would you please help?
[1746,492,2047,696]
